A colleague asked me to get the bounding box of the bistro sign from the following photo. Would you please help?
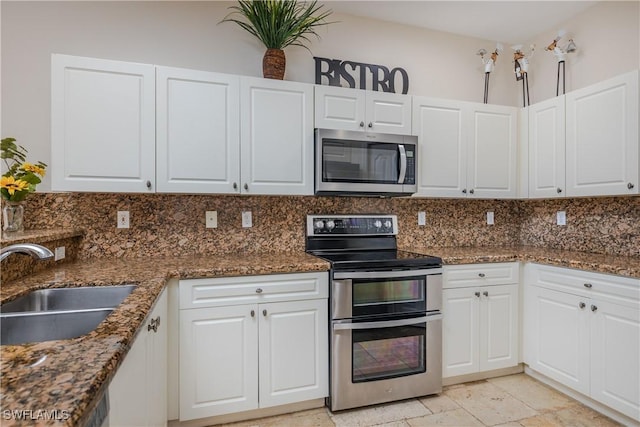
[314,57,409,94]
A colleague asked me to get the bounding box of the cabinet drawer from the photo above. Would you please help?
[526,263,640,305]
[444,263,519,289]
[179,272,329,309]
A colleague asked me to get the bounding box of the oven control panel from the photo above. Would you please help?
[307,215,398,236]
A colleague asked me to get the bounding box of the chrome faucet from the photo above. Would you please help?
[0,243,54,262]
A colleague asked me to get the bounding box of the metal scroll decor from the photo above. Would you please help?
[314,57,409,94]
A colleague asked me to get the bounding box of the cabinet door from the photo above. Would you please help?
[412,97,467,197]
[314,85,366,131]
[479,284,519,372]
[366,91,412,135]
[566,70,639,196]
[442,288,479,377]
[467,103,518,198]
[528,286,590,395]
[240,77,314,195]
[51,54,156,193]
[590,300,640,420]
[179,304,258,420]
[258,299,328,408]
[528,96,566,198]
[156,67,240,194]
[148,289,168,427]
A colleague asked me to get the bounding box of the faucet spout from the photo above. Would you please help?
[0,243,54,262]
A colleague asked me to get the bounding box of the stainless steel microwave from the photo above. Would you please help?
[315,128,418,197]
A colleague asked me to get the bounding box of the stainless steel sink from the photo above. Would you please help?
[0,309,114,345]
[1,285,137,313]
[0,285,137,345]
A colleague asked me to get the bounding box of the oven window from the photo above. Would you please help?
[322,139,399,184]
[352,277,426,317]
[352,324,426,382]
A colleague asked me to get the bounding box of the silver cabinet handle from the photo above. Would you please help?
[262,309,267,317]
[368,122,373,128]
[483,291,489,297]
[359,121,365,128]
[469,189,475,194]
[591,305,598,312]
[244,183,249,191]
[478,273,485,278]
[397,144,407,184]
[251,310,255,317]
[584,283,592,288]
[628,183,635,190]
[233,182,238,190]
[475,291,481,297]
[557,187,562,193]
[146,180,152,189]
[255,288,263,294]
[579,302,586,309]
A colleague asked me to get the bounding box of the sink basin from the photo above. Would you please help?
[0,285,137,345]
[1,285,137,313]
[0,309,114,345]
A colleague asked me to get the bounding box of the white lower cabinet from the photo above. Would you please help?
[442,263,520,378]
[524,264,640,421]
[109,289,168,427]
[178,272,328,422]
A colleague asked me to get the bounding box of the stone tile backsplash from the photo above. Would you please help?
[18,193,640,259]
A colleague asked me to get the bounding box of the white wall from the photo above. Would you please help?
[1,1,638,191]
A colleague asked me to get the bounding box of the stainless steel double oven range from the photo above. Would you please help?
[306,214,443,411]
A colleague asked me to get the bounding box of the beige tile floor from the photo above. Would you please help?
[218,374,623,427]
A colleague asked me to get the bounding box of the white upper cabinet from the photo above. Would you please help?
[528,96,566,198]
[412,97,517,198]
[241,77,314,195]
[51,54,156,192]
[565,70,639,196]
[156,67,240,194]
[314,85,412,135]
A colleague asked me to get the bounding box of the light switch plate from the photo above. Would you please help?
[557,211,566,226]
[487,211,494,225]
[205,211,218,228]
[418,211,426,226]
[242,211,252,228]
[117,211,129,229]
[54,246,65,261]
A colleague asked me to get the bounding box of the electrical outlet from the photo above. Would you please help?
[117,211,130,229]
[557,210,567,226]
[242,211,252,228]
[205,211,218,228]
[487,211,495,225]
[418,211,426,226]
[54,246,65,261]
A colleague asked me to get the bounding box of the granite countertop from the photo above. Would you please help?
[0,252,330,427]
[1,246,638,426]
[408,245,640,279]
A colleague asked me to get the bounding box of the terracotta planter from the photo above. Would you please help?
[263,48,286,80]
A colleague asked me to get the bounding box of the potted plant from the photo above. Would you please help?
[1,137,47,233]
[221,0,333,80]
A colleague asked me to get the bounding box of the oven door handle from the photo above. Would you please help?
[398,144,407,184]
[333,313,443,331]
[333,268,442,280]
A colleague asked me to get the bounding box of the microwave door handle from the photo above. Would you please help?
[398,144,407,184]
[333,313,443,331]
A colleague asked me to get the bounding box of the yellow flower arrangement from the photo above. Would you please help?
[1,137,47,202]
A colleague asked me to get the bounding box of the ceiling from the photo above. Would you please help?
[324,1,598,45]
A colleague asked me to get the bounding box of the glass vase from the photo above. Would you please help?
[2,201,25,234]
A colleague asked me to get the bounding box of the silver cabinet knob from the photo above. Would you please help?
[469,189,475,194]
[146,180,152,189]
[359,121,365,127]
[262,309,267,317]
[474,292,481,297]
[483,291,489,297]
[368,122,373,128]
[557,187,562,193]
[244,183,249,191]
[478,273,485,278]
[579,302,586,309]
[591,305,598,312]
[256,288,263,294]
[462,189,467,194]
[584,283,592,288]
[628,183,635,190]
[147,316,160,333]
[233,182,238,190]
[251,310,255,317]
